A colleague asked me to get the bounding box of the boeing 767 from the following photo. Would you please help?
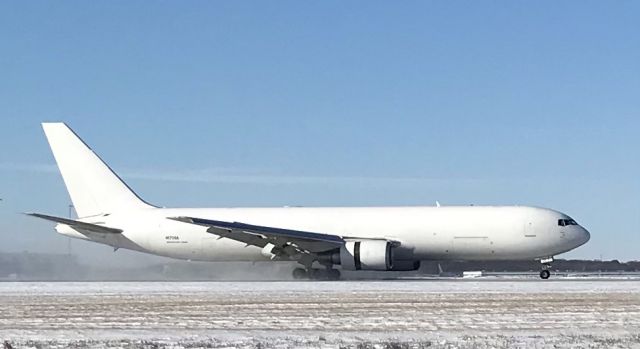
[29,123,590,280]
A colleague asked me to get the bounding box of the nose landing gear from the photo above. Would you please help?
[539,257,553,280]
[539,269,551,279]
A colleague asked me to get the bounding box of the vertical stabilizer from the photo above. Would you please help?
[41,123,153,217]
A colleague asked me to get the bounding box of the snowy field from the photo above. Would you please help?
[1,280,640,348]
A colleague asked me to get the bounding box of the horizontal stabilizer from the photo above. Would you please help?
[26,212,123,234]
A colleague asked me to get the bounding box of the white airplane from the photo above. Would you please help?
[29,123,590,280]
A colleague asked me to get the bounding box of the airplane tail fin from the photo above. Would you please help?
[41,123,154,218]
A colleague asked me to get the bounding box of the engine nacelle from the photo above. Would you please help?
[340,240,393,271]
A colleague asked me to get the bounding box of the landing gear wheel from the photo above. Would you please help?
[292,268,308,280]
[311,269,340,281]
[539,269,551,279]
[293,268,341,280]
[327,269,341,281]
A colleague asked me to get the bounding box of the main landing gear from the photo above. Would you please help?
[292,267,341,281]
[539,257,553,280]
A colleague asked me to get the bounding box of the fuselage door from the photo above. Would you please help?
[524,216,536,238]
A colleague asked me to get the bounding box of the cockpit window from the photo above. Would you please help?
[558,219,578,227]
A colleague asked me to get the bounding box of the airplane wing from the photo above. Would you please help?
[169,216,347,259]
[26,212,123,234]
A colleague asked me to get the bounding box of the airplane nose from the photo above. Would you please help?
[577,226,590,246]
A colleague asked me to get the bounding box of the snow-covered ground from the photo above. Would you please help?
[1,280,640,348]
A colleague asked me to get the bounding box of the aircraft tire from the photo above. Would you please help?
[539,269,551,279]
[308,269,326,280]
[327,269,341,281]
[292,268,308,280]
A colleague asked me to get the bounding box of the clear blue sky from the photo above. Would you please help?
[1,1,638,262]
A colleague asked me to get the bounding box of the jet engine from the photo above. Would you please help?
[339,240,393,271]
[317,241,420,272]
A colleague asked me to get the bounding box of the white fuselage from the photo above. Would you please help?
[57,205,590,262]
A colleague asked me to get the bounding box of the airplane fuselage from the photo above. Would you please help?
[57,205,590,262]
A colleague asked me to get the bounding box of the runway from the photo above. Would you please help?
[1,280,640,348]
